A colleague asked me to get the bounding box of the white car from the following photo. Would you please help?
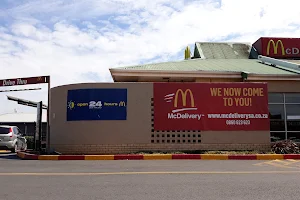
[0,125,27,153]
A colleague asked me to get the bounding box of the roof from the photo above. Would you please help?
[0,113,47,123]
[114,58,299,75]
[194,42,252,59]
[109,41,300,82]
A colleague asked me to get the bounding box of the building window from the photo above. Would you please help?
[269,93,300,142]
[286,105,300,131]
[270,120,285,131]
[270,132,286,142]
[285,93,300,103]
[287,132,300,142]
[268,93,284,103]
[269,104,285,120]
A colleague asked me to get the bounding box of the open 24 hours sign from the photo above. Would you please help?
[153,82,269,131]
[66,88,127,121]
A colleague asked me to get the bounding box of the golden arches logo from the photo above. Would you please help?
[37,77,43,81]
[119,101,126,107]
[267,39,285,55]
[174,89,195,108]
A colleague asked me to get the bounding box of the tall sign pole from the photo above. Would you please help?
[36,101,42,152]
[46,77,51,153]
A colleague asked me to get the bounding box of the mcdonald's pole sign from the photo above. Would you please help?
[253,37,300,58]
[153,82,269,131]
[266,39,285,56]
[0,76,50,87]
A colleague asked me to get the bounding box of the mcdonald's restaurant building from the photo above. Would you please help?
[49,37,300,154]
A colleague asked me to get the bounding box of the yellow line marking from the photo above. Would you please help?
[261,161,300,169]
[286,159,300,163]
[272,159,300,165]
[272,160,293,165]
[254,159,300,167]
[1,171,300,176]
[253,163,263,166]
[253,162,268,166]
[253,159,300,169]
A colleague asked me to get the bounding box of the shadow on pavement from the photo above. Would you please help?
[0,152,20,160]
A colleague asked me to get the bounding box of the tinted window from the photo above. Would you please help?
[287,132,300,141]
[268,93,284,103]
[286,105,300,117]
[287,121,300,131]
[286,105,300,131]
[271,132,286,142]
[0,127,11,134]
[270,120,285,131]
[269,105,285,119]
[285,93,300,103]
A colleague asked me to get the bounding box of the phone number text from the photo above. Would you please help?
[226,120,251,125]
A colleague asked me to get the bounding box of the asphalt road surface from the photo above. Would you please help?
[1,153,300,200]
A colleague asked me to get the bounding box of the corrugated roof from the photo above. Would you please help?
[0,113,47,123]
[195,42,252,59]
[117,58,299,75]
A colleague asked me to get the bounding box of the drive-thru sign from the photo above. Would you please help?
[0,75,51,152]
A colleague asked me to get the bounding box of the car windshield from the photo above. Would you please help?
[0,127,11,134]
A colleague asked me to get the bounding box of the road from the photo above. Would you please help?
[1,152,300,200]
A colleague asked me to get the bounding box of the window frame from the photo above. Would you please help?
[269,92,300,141]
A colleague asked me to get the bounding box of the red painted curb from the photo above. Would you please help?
[172,154,201,159]
[24,154,39,160]
[58,155,85,160]
[114,154,144,160]
[228,155,257,160]
[16,152,300,160]
[283,154,300,159]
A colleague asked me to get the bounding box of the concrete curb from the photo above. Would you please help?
[17,152,300,160]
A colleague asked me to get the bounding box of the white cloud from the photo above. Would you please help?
[0,0,300,114]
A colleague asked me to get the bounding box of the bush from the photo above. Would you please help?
[271,140,300,154]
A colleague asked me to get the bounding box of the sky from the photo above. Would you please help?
[0,0,300,114]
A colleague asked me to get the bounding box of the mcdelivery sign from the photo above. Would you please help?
[253,37,300,58]
[153,82,269,131]
[166,89,204,121]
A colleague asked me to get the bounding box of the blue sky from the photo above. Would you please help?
[0,0,300,114]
